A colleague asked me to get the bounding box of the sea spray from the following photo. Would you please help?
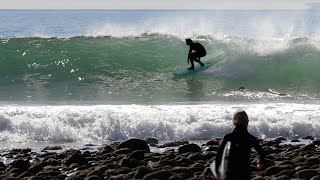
[0,103,320,143]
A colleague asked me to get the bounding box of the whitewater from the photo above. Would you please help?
[0,10,320,148]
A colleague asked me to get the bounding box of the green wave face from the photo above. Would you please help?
[0,35,320,103]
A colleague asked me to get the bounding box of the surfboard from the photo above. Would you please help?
[210,141,231,179]
[172,63,212,76]
[268,88,286,96]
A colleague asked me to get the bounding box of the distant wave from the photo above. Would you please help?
[2,10,320,39]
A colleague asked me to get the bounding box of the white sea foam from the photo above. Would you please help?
[0,103,319,145]
[86,11,320,40]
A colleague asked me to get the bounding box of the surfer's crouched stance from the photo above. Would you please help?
[185,38,206,70]
[215,110,266,180]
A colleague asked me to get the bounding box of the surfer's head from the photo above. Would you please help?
[186,38,193,45]
[233,109,249,127]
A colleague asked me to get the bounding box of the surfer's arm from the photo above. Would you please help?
[187,47,192,64]
[252,136,266,167]
[215,136,228,174]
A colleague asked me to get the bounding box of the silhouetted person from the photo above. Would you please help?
[215,109,265,180]
[185,38,206,70]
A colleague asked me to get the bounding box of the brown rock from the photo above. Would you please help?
[200,167,212,177]
[117,157,140,168]
[291,139,300,142]
[292,157,306,163]
[134,166,153,179]
[178,143,201,154]
[302,136,314,140]
[294,169,319,179]
[123,171,136,179]
[276,160,294,166]
[264,165,292,176]
[115,167,132,174]
[205,139,220,146]
[86,169,103,178]
[28,163,44,174]
[159,140,189,148]
[143,170,175,180]
[171,166,202,178]
[85,175,103,180]
[43,146,62,151]
[64,153,88,166]
[117,138,150,152]
[312,140,320,145]
[174,156,193,165]
[46,158,60,166]
[7,168,22,175]
[274,137,287,141]
[274,170,293,178]
[0,162,6,169]
[93,165,109,173]
[311,175,320,180]
[113,148,132,155]
[204,145,219,152]
[144,137,158,145]
[76,169,91,178]
[97,145,114,154]
[27,176,46,180]
[251,176,266,180]
[36,170,61,177]
[128,150,144,160]
[273,175,290,180]
[305,157,320,165]
[9,159,30,171]
[187,153,205,161]
[10,148,31,154]
[17,171,32,178]
[109,174,125,180]
[168,174,185,180]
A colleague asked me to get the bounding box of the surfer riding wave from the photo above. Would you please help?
[186,38,206,70]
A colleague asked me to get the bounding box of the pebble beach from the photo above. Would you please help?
[0,137,319,180]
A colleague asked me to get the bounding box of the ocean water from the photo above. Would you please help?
[0,10,320,148]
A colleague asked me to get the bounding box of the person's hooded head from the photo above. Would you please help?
[186,38,193,45]
[233,109,249,127]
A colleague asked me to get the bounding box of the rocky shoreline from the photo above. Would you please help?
[0,137,319,180]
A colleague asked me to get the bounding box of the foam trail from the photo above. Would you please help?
[0,103,319,144]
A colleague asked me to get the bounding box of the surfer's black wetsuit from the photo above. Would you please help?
[215,125,265,180]
[189,42,206,58]
[187,42,206,70]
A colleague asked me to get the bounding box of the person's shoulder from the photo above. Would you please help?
[223,133,233,140]
[195,42,205,48]
[248,133,259,141]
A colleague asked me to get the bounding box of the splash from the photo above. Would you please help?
[0,103,319,143]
